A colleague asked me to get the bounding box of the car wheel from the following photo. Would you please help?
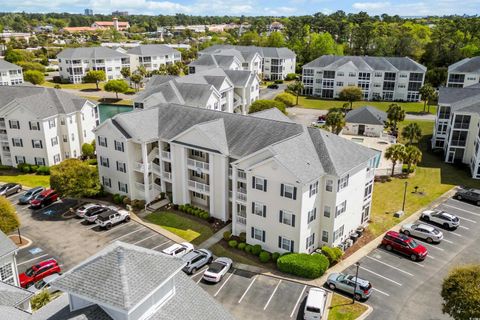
[191,267,197,275]
[354,294,362,301]
[385,244,392,251]
[423,216,430,222]
[426,237,433,243]
[124,216,130,222]
[443,223,450,229]
[477,201,480,206]
[457,195,462,200]
[328,283,336,290]
[16,188,20,193]
[105,223,112,230]
[410,254,417,261]
[403,230,410,236]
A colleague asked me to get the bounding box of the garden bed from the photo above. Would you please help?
[328,293,368,320]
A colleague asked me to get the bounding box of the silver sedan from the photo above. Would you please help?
[400,223,443,243]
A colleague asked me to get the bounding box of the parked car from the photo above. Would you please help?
[19,259,61,288]
[454,188,480,206]
[202,257,232,282]
[84,206,112,223]
[27,273,60,295]
[327,272,373,301]
[400,223,444,243]
[95,209,130,229]
[76,203,105,219]
[267,84,279,89]
[303,287,328,320]
[30,189,58,209]
[181,249,213,274]
[381,230,428,261]
[162,242,194,258]
[18,186,44,204]
[421,210,460,229]
[0,183,22,196]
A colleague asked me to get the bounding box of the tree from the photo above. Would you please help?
[419,84,435,113]
[325,111,346,134]
[401,122,422,144]
[166,63,180,76]
[385,144,406,176]
[386,103,406,135]
[81,143,95,159]
[265,31,286,47]
[0,196,20,234]
[50,159,102,198]
[83,70,105,90]
[130,73,143,92]
[136,65,148,77]
[338,86,363,110]
[287,81,304,105]
[120,67,131,79]
[31,289,51,311]
[248,100,286,115]
[17,61,45,72]
[403,145,422,174]
[441,264,480,320]
[24,70,45,85]
[104,80,129,99]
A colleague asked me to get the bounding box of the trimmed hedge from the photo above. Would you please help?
[274,79,284,84]
[272,252,281,262]
[274,92,295,107]
[285,73,297,81]
[277,253,330,279]
[223,231,232,241]
[228,240,238,248]
[237,242,246,250]
[177,203,211,220]
[251,244,262,256]
[259,251,271,263]
[321,246,344,264]
[245,244,252,254]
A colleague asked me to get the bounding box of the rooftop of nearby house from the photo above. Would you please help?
[345,106,387,125]
[201,45,296,59]
[57,47,128,60]
[303,55,426,72]
[448,57,480,73]
[93,21,129,27]
[0,59,22,71]
[438,84,480,115]
[0,281,33,308]
[0,231,18,258]
[126,44,180,56]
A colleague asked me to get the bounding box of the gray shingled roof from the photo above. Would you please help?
[0,85,92,118]
[0,231,17,258]
[0,281,33,307]
[438,86,480,115]
[51,242,185,311]
[201,45,296,59]
[126,44,179,56]
[0,60,21,71]
[223,69,254,87]
[57,47,128,59]
[303,55,426,72]
[448,57,480,73]
[345,106,387,125]
[250,108,294,123]
[0,306,30,320]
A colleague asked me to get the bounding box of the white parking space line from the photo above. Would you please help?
[109,227,144,242]
[458,216,477,223]
[151,240,172,251]
[103,220,133,233]
[372,287,390,296]
[214,270,235,297]
[446,232,463,238]
[442,238,454,244]
[428,254,436,260]
[238,276,257,304]
[451,199,480,210]
[17,254,49,266]
[443,204,480,217]
[264,279,282,310]
[359,266,402,286]
[365,256,414,276]
[423,243,444,251]
[191,266,208,280]
[132,233,157,245]
[459,225,470,230]
[290,285,307,318]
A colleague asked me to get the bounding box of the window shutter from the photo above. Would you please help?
[314,208,317,220]
[20,139,22,147]
[40,141,42,148]
[251,202,255,214]
[31,140,34,148]
[9,120,12,128]
[262,230,265,242]
[312,233,315,242]
[290,240,294,252]
[263,179,267,192]
[263,205,266,217]
[251,227,254,239]
[279,210,283,223]
[252,177,256,188]
[293,187,297,200]
[29,122,32,130]
[280,184,284,196]
[278,236,282,249]
[292,214,295,227]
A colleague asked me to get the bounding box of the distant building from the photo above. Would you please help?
[0,231,20,286]
[127,44,181,72]
[447,57,480,88]
[84,8,93,16]
[0,32,31,44]
[112,10,128,17]
[343,106,387,137]
[92,18,130,31]
[269,21,284,32]
[0,60,23,86]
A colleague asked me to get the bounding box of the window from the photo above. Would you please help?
[69,117,73,124]
[306,233,315,249]
[349,72,356,77]
[279,210,295,226]
[374,72,382,77]
[252,176,267,191]
[35,157,45,166]
[114,140,124,152]
[12,138,23,147]
[118,182,128,193]
[335,201,347,217]
[322,230,329,242]
[71,133,75,141]
[364,181,373,198]
[333,225,345,241]
[252,202,266,217]
[29,121,40,130]
[116,161,126,173]
[9,120,20,129]
[53,154,60,164]
[337,72,344,77]
[278,236,294,252]
[280,183,297,199]
[15,156,25,164]
[326,179,333,192]
[102,176,111,187]
[100,156,109,168]
[51,137,58,146]
[336,81,344,87]
[337,174,349,191]
[84,130,87,138]
[309,181,318,197]
[0,263,14,284]
[63,135,68,142]
[308,208,317,223]
[32,140,43,149]
[192,170,204,179]
[60,118,65,125]
[48,119,56,129]
[98,136,108,147]
[251,227,265,242]
[324,206,331,218]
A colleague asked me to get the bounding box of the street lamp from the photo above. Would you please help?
[353,261,360,304]
[402,181,408,212]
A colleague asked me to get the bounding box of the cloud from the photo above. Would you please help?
[352,1,390,10]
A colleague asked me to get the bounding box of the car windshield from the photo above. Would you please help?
[35,195,45,200]
[25,190,34,196]
[25,267,35,277]
[408,239,419,249]
[432,229,440,235]
[208,262,225,273]
[34,279,46,289]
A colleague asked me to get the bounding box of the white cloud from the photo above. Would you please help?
[352,1,390,10]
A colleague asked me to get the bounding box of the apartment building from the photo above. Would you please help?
[95,104,377,253]
[447,57,480,88]
[432,84,480,178]
[0,60,23,86]
[0,85,98,167]
[197,45,296,80]
[302,55,427,102]
[134,68,259,114]
[57,47,130,83]
[127,44,181,72]
[0,231,20,286]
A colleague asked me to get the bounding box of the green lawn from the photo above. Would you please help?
[80,95,133,105]
[42,81,105,90]
[145,211,214,245]
[297,96,435,114]
[328,294,368,320]
[0,174,50,188]
[210,242,266,268]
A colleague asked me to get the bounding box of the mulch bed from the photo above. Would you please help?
[8,234,27,246]
[342,228,376,259]
[160,205,229,233]
[216,239,278,271]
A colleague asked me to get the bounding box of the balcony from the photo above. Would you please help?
[233,93,243,107]
[236,216,246,225]
[134,161,151,172]
[162,172,172,181]
[228,168,232,178]
[161,151,171,160]
[135,182,152,191]
[237,170,246,181]
[154,183,162,191]
[148,147,159,161]
[187,158,209,171]
[188,180,210,194]
[152,163,161,175]
[236,189,247,202]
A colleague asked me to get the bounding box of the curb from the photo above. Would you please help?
[356,303,373,320]
[8,234,33,249]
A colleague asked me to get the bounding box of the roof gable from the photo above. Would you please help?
[173,119,229,155]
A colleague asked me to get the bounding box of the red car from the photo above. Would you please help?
[30,189,58,209]
[19,259,61,288]
[382,230,428,261]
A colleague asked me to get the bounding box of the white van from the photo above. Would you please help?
[304,287,327,320]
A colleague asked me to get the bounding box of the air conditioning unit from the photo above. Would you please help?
[345,239,354,248]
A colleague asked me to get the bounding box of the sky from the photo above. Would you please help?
[0,0,479,17]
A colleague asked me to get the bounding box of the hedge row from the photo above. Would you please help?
[224,233,280,264]
[321,246,344,265]
[178,203,210,220]
[277,253,330,279]
[274,92,295,107]
[112,194,146,209]
[17,163,50,175]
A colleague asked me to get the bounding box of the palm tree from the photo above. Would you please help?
[287,81,304,106]
[401,123,422,144]
[325,111,346,134]
[419,84,435,113]
[386,103,406,136]
[403,145,422,174]
[385,144,406,177]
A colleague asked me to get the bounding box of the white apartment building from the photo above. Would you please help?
[0,85,98,167]
[0,231,20,286]
[127,44,181,72]
[57,47,130,83]
[432,84,480,178]
[343,106,387,137]
[95,104,377,253]
[447,57,480,88]
[196,45,296,80]
[0,60,23,86]
[302,55,427,102]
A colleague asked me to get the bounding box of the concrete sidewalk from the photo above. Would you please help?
[197,224,232,249]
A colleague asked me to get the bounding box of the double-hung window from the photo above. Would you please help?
[116,161,126,173]
[251,227,265,242]
[100,156,109,168]
[322,230,329,242]
[102,176,111,187]
[114,140,124,152]
[118,182,128,193]
[324,206,331,218]
[29,121,40,130]
[34,157,45,166]
[308,208,317,223]
[333,225,345,241]
[98,136,108,147]
[309,181,318,197]
[280,183,297,199]
[252,176,267,191]
[48,119,56,129]
[337,174,349,191]
[9,120,20,129]
[278,236,294,252]
[326,179,333,192]
[252,202,266,217]
[51,137,58,146]
[12,138,23,147]
[335,201,347,217]
[32,140,43,149]
[279,210,295,226]
[306,233,315,249]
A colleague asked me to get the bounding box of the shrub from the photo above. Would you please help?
[238,242,246,250]
[54,84,61,89]
[245,244,252,254]
[274,92,295,107]
[172,204,179,210]
[86,158,98,165]
[259,251,271,263]
[30,289,51,311]
[113,194,122,204]
[30,165,39,172]
[239,232,246,243]
[122,197,131,205]
[223,231,232,241]
[228,240,238,248]
[321,246,343,264]
[36,166,50,175]
[277,253,330,279]
[251,244,262,256]
[201,212,209,220]
[272,252,281,262]
[285,73,297,81]
[248,99,287,115]
[178,205,185,212]
[274,79,284,84]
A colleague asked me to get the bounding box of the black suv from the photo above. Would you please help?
[454,188,480,206]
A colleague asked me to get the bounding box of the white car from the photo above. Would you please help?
[28,274,60,295]
[76,203,104,218]
[162,242,194,258]
[421,209,460,229]
[400,223,443,243]
[202,257,233,282]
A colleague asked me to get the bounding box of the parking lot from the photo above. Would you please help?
[340,196,480,319]
[7,187,313,319]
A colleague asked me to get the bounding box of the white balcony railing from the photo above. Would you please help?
[154,183,162,191]
[187,158,209,171]
[161,151,171,160]
[228,168,232,178]
[188,180,210,193]
[229,191,232,199]
[152,163,161,175]
[236,216,246,225]
[148,147,159,162]
[237,170,247,181]
[236,189,247,202]
[134,161,151,172]
[162,172,172,180]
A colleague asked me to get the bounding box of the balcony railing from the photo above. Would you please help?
[154,183,162,191]
[134,161,151,172]
[187,158,209,171]
[148,147,159,161]
[0,121,5,129]
[228,168,232,178]
[162,172,172,181]
[236,216,246,225]
[161,151,171,160]
[152,163,161,175]
[236,189,247,202]
[135,182,153,191]
[237,170,246,181]
[188,180,210,193]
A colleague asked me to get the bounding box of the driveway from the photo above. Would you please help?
[259,84,286,100]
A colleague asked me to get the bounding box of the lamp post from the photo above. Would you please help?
[353,261,360,304]
[17,227,22,244]
[402,181,408,212]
